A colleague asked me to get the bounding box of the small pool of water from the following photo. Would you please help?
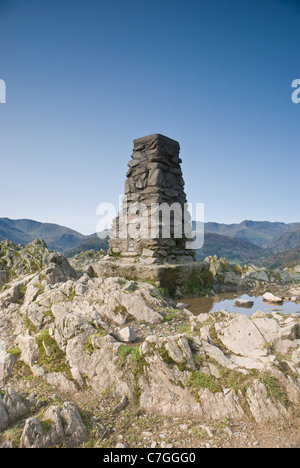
[185,292,300,317]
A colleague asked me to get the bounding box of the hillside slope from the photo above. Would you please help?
[202,220,295,248]
[0,218,85,252]
[265,225,300,253]
[256,245,300,269]
[63,234,110,257]
[195,232,270,264]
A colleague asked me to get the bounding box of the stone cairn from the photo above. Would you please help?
[109,134,196,264]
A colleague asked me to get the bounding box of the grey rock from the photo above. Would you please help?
[3,388,28,424]
[0,393,9,432]
[263,293,283,304]
[0,340,16,385]
[116,327,137,343]
[113,396,129,413]
[217,314,268,359]
[246,380,288,424]
[0,440,14,448]
[235,299,254,308]
[20,402,89,448]
[16,335,39,367]
[60,402,89,447]
[42,252,78,284]
[20,417,45,448]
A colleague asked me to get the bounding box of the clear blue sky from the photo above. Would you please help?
[0,0,299,234]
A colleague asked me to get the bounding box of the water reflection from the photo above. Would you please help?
[185,292,300,317]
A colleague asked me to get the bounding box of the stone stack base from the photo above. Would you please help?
[91,259,212,298]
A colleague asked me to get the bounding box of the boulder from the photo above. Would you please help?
[235,299,254,308]
[17,335,39,367]
[42,252,78,284]
[0,393,9,431]
[0,388,28,432]
[20,402,89,448]
[0,340,16,385]
[217,314,268,359]
[116,327,137,343]
[120,293,163,324]
[246,380,288,424]
[263,293,283,304]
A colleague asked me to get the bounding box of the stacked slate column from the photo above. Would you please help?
[109,134,196,264]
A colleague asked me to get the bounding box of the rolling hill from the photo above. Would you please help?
[195,233,270,264]
[0,218,85,252]
[201,220,296,248]
[255,245,300,270]
[63,234,110,258]
[264,225,300,253]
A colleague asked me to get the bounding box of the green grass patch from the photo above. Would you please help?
[1,423,23,447]
[85,328,109,355]
[117,344,133,364]
[116,345,148,406]
[6,347,21,357]
[181,270,213,297]
[217,366,258,395]
[36,330,71,376]
[163,308,179,322]
[259,372,289,408]
[186,370,221,395]
[43,309,55,321]
[23,315,38,334]
[157,344,187,372]
[16,286,27,305]
[179,324,192,334]
[68,286,76,301]
[140,279,167,296]
[41,419,53,433]
[85,336,95,356]
[13,360,33,380]
[114,305,128,316]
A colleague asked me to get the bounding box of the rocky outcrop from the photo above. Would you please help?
[1,243,300,447]
[136,310,300,423]
[0,388,28,431]
[0,388,102,448]
[205,255,300,291]
[19,401,92,448]
[1,260,300,429]
[0,239,78,287]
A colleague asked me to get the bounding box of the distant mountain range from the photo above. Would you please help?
[0,218,85,252]
[198,220,299,248]
[195,233,271,264]
[1,217,300,268]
